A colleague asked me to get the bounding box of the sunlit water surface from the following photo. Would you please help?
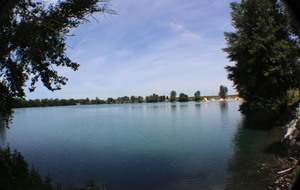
[0,101,284,190]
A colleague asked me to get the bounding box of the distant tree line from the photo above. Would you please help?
[14,88,231,108]
[145,94,166,103]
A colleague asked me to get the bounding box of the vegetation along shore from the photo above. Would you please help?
[13,92,238,109]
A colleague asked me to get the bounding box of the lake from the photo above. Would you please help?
[0,101,285,190]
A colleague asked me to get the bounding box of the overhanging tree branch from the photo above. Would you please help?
[0,0,116,126]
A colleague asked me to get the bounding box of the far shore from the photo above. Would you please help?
[13,94,240,109]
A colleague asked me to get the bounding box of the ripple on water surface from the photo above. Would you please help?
[0,101,285,189]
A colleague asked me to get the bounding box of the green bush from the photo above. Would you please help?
[0,145,106,190]
[0,145,54,190]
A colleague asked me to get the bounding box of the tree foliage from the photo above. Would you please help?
[0,0,115,124]
[194,90,201,101]
[117,96,130,103]
[218,85,228,99]
[0,145,54,190]
[0,145,106,190]
[178,93,189,102]
[145,93,166,103]
[137,96,144,103]
[223,0,300,121]
[106,97,115,104]
[170,90,176,102]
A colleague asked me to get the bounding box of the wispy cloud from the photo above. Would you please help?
[26,0,236,99]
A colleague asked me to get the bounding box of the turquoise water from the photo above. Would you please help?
[0,101,284,189]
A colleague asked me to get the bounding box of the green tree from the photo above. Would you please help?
[218,85,228,99]
[107,98,114,104]
[194,91,201,101]
[130,96,136,103]
[137,96,144,103]
[94,97,102,104]
[117,96,130,103]
[85,98,90,105]
[170,90,177,102]
[178,93,189,102]
[223,0,300,121]
[0,145,54,190]
[145,93,159,103]
[0,145,107,190]
[159,95,166,102]
[0,0,115,124]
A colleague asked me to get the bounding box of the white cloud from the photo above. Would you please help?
[26,0,235,99]
[169,22,185,31]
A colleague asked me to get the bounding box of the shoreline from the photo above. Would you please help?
[266,108,300,189]
[12,95,240,109]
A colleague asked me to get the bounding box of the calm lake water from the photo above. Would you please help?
[0,101,285,190]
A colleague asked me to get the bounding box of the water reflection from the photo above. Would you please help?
[179,103,188,107]
[5,101,283,189]
[146,103,168,110]
[129,105,144,110]
[225,118,285,190]
[195,103,201,113]
[219,101,228,113]
[170,103,177,112]
[219,102,229,127]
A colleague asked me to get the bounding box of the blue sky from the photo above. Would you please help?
[26,0,236,100]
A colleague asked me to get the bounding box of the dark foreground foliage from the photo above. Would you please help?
[0,145,53,190]
[223,0,300,123]
[0,0,115,124]
[0,146,105,190]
